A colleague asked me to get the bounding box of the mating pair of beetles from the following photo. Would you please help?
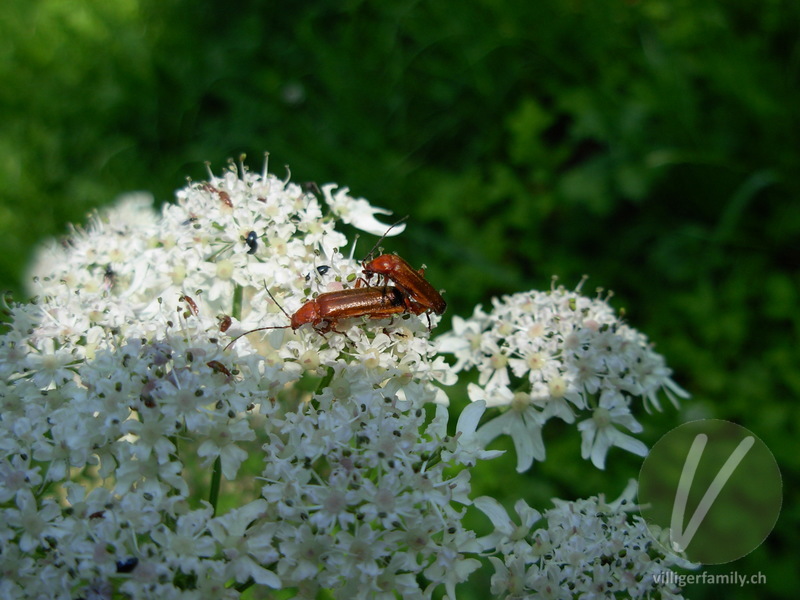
[231,243,446,346]
[291,253,446,332]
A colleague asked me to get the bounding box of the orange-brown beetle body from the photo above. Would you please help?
[291,286,411,332]
[362,254,446,315]
[225,286,414,349]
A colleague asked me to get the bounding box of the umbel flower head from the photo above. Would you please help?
[436,277,689,472]
[0,156,690,599]
[0,158,470,599]
[475,480,695,599]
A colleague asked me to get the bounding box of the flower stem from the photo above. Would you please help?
[232,284,243,321]
[209,456,222,516]
[233,577,254,593]
[316,366,335,394]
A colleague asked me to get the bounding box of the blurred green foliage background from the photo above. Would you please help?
[1,0,798,597]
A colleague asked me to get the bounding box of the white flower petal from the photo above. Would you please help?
[457,400,486,435]
[473,496,513,532]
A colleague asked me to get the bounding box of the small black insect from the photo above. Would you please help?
[302,181,322,199]
[245,231,258,255]
[305,264,331,283]
[115,557,139,573]
[103,265,116,288]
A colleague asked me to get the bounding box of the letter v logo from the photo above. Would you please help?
[638,420,781,564]
[669,433,754,553]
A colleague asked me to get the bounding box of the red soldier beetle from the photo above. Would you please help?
[224,285,416,350]
[359,217,447,316]
[289,285,415,330]
[362,254,447,316]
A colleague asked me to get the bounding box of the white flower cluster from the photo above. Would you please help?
[437,282,688,471]
[0,159,465,599]
[256,395,491,599]
[475,482,692,599]
[0,157,693,599]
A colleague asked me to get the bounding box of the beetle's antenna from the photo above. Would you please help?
[223,283,292,350]
[362,215,409,263]
[264,283,292,321]
[223,323,291,351]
